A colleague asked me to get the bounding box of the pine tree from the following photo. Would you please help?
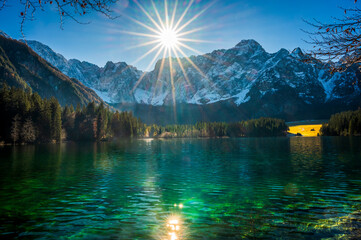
[31,92,43,123]
[96,106,107,141]
[21,118,36,143]
[76,103,81,114]
[86,101,96,116]
[349,118,356,135]
[50,97,62,142]
[39,100,52,141]
[10,115,21,144]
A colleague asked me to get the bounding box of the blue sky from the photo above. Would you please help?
[0,0,356,70]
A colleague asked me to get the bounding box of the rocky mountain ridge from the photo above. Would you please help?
[24,38,361,109]
[2,30,360,123]
[0,34,103,106]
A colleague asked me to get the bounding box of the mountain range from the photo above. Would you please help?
[1,30,360,124]
[0,32,102,107]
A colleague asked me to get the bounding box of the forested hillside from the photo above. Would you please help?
[0,85,140,143]
[320,109,361,136]
[0,36,102,106]
[0,85,290,144]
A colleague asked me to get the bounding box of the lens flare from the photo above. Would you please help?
[125,0,214,115]
[166,216,182,240]
[159,28,179,49]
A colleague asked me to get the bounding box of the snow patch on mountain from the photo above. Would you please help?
[234,89,251,105]
[93,89,113,103]
[22,36,361,107]
[134,89,152,104]
[151,91,169,106]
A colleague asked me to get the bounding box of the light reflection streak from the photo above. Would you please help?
[132,45,165,92]
[174,45,207,78]
[175,2,215,34]
[132,42,163,66]
[123,0,214,112]
[126,39,162,50]
[166,215,182,240]
[160,204,186,240]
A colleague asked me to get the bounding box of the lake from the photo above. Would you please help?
[0,137,361,239]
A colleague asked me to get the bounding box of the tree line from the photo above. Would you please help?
[62,101,142,141]
[0,85,289,144]
[0,84,141,143]
[142,118,289,138]
[320,109,361,136]
[0,84,61,143]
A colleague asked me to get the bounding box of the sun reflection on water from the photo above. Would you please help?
[166,217,181,240]
[163,204,185,240]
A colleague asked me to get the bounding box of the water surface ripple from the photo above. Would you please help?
[0,137,361,239]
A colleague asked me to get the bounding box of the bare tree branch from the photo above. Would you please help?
[0,0,120,40]
[304,1,361,73]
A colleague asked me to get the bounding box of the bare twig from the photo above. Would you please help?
[304,2,361,73]
[0,0,120,39]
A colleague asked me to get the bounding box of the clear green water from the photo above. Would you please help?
[1,137,361,239]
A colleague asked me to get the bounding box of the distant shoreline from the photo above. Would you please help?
[286,120,327,127]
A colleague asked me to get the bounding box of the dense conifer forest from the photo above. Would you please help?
[320,109,361,136]
[0,85,290,143]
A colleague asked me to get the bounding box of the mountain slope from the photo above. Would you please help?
[0,36,103,106]
[26,40,143,104]
[27,39,361,106]
[23,37,361,123]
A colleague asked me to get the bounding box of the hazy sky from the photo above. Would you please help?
[0,0,356,70]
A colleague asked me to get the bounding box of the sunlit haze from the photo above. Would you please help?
[0,0,356,70]
[159,28,179,49]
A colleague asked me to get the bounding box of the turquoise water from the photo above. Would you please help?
[0,137,361,239]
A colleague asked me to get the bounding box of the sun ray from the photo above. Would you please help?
[172,47,195,93]
[173,0,195,30]
[151,48,168,99]
[176,45,219,94]
[132,42,163,65]
[151,0,166,30]
[123,0,214,104]
[111,30,159,38]
[177,27,207,37]
[131,45,165,92]
[157,48,168,82]
[133,0,163,32]
[126,39,162,50]
[177,42,204,55]
[178,42,217,63]
[168,48,176,107]
[175,2,215,34]
[168,47,178,122]
[173,49,209,120]
[170,0,178,29]
[175,45,207,78]
[172,47,208,118]
[177,38,215,44]
[164,0,169,28]
[124,15,161,35]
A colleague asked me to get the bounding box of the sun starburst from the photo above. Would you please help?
[124,0,214,111]
[159,27,179,49]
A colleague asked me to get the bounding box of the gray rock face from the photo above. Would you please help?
[26,39,361,108]
[0,36,103,107]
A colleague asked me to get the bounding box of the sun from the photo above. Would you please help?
[159,28,179,49]
[122,0,214,109]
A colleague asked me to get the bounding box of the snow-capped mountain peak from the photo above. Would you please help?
[21,36,360,109]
